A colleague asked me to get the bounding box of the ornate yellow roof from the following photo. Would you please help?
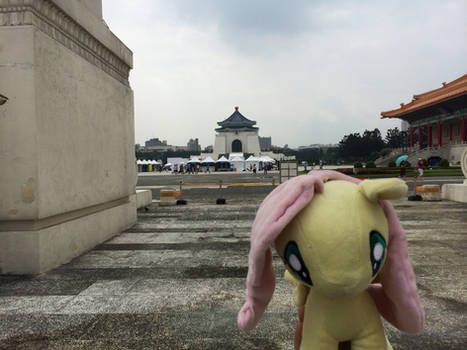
[381,74,467,118]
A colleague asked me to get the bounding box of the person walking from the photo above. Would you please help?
[399,160,406,178]
[416,158,424,180]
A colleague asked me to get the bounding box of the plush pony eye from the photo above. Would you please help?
[370,231,387,276]
[284,241,313,286]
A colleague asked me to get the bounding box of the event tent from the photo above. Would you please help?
[230,155,246,172]
[246,155,261,170]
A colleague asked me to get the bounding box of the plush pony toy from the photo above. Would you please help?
[238,170,424,349]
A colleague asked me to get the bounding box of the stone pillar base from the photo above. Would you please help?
[0,199,136,275]
[136,190,153,209]
[442,181,467,203]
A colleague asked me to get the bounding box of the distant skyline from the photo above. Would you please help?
[102,0,467,148]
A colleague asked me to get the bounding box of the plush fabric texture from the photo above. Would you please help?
[237,170,424,342]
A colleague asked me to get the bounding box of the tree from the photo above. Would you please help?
[385,127,409,148]
[337,129,385,162]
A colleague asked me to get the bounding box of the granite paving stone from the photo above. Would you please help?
[0,184,466,349]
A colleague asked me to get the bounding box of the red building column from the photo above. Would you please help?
[426,124,433,147]
[418,125,422,149]
[462,116,466,143]
[409,127,414,147]
[437,121,442,146]
[449,124,453,141]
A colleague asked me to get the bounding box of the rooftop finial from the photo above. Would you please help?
[235,106,239,111]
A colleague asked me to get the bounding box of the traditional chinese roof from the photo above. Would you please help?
[216,107,258,131]
[381,74,467,119]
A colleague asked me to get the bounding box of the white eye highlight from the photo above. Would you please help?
[289,254,301,271]
[373,242,384,261]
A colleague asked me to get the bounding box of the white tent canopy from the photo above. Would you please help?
[216,156,230,163]
[201,156,216,164]
[245,155,261,170]
[230,156,246,171]
[188,157,201,163]
[261,156,275,163]
[246,156,260,162]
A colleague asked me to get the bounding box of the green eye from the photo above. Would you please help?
[284,241,313,286]
[370,231,386,276]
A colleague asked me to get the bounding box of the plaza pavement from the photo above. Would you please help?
[0,180,466,349]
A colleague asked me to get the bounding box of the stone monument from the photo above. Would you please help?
[214,107,261,156]
[0,0,138,273]
[442,148,467,203]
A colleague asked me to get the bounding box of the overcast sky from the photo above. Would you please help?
[102,0,466,149]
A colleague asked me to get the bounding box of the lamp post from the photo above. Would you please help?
[0,93,8,105]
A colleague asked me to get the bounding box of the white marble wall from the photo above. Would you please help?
[0,0,136,273]
[214,131,261,155]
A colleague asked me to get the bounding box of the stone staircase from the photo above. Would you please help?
[376,143,467,166]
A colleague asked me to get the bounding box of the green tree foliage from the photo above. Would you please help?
[281,148,322,163]
[354,161,363,168]
[323,147,339,164]
[338,129,385,162]
[440,159,450,168]
[385,127,409,148]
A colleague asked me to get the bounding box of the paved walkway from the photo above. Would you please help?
[0,187,466,349]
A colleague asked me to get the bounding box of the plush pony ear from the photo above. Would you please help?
[367,200,425,334]
[360,179,424,333]
[358,178,407,202]
[238,170,360,331]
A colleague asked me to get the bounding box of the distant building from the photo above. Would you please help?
[381,74,467,164]
[145,138,166,147]
[142,137,196,152]
[297,143,337,151]
[187,138,201,152]
[259,136,272,151]
[144,137,172,151]
[204,145,214,153]
[214,106,261,155]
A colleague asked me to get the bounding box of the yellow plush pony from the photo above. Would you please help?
[238,171,424,349]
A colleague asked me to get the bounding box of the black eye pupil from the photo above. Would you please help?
[370,231,386,276]
[284,241,313,286]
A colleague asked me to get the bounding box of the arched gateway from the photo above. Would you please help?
[232,139,242,152]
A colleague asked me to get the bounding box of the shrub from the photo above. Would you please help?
[388,160,396,167]
[380,148,392,157]
[440,159,450,167]
[354,161,362,168]
[405,161,411,168]
[369,152,381,161]
[337,168,397,175]
[365,161,376,168]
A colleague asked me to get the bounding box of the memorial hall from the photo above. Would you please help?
[381,74,467,164]
[213,107,261,156]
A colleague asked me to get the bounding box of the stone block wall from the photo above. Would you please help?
[0,0,138,273]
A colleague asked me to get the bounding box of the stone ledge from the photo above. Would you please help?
[0,0,132,85]
[0,199,137,274]
[135,190,152,209]
[0,197,131,232]
[442,183,467,203]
